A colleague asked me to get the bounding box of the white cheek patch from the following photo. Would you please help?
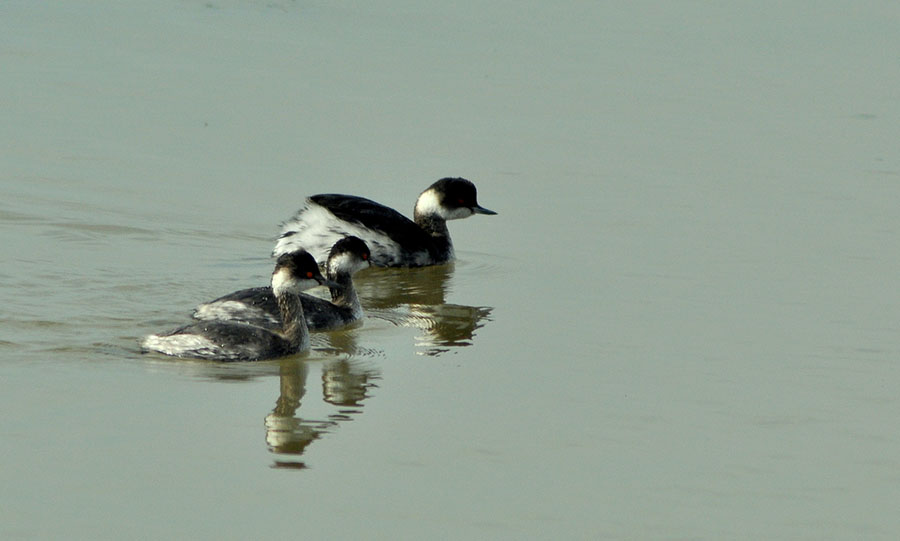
[352,258,371,274]
[414,188,443,217]
[326,252,354,276]
[441,206,474,220]
[296,278,322,291]
[414,189,474,220]
[271,268,295,297]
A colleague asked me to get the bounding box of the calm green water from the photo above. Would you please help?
[3,1,900,539]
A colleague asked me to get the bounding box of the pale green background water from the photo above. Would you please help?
[2,1,900,539]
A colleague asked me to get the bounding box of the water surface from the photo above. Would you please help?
[2,1,900,539]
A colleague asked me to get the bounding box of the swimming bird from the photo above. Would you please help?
[193,237,371,331]
[273,177,496,267]
[141,250,332,361]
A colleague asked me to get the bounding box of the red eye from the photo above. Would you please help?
[306,271,313,278]
[458,198,465,204]
[363,254,368,260]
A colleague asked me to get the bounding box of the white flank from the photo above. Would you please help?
[193,300,278,325]
[274,202,342,261]
[141,333,222,358]
[274,201,403,265]
[141,332,263,361]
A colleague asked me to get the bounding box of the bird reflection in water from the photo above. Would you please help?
[356,263,493,356]
[157,261,489,468]
[266,339,380,469]
[265,361,324,469]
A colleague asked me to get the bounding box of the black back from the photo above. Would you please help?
[309,194,439,261]
[199,287,356,331]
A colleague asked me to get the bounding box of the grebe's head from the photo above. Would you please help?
[271,250,333,296]
[326,236,371,276]
[414,177,497,221]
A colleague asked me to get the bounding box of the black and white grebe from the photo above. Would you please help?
[193,237,371,331]
[273,177,496,267]
[141,250,332,361]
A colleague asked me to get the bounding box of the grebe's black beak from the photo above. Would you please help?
[472,205,497,215]
[318,277,340,289]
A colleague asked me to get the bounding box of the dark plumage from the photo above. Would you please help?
[273,178,496,267]
[142,250,331,361]
[194,237,371,331]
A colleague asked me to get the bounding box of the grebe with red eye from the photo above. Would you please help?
[141,250,335,361]
[273,177,496,267]
[193,237,372,331]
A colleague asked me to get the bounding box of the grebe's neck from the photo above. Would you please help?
[413,189,451,237]
[329,271,363,318]
[413,212,449,237]
[413,213,453,263]
[277,290,309,352]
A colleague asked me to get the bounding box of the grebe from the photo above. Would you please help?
[141,250,332,361]
[193,237,371,331]
[273,177,496,267]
